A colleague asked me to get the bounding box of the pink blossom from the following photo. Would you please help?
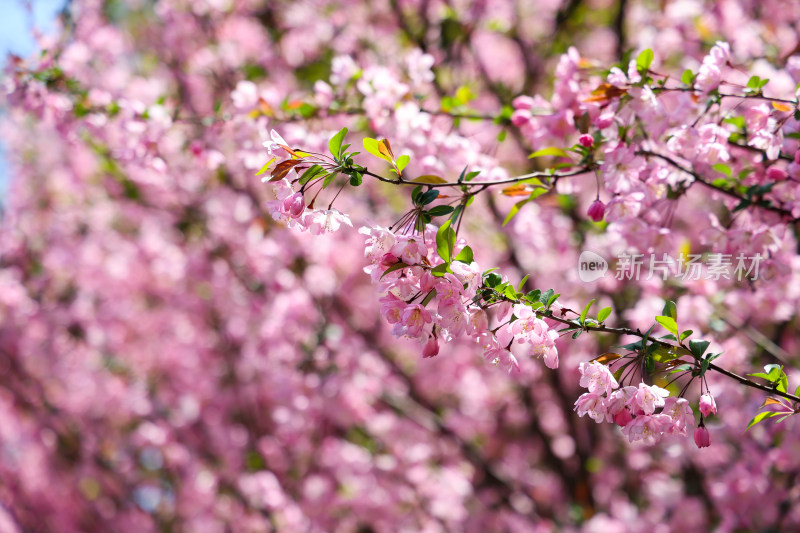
[262,129,291,156]
[437,298,469,338]
[379,293,406,325]
[606,386,638,416]
[483,347,519,373]
[631,383,670,415]
[662,397,695,436]
[391,238,427,265]
[574,392,608,423]
[401,304,432,338]
[621,414,672,445]
[305,209,353,234]
[578,361,619,396]
[450,260,481,293]
[578,134,594,148]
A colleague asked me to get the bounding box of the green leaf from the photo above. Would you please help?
[465,170,480,182]
[661,300,677,320]
[484,271,502,287]
[580,299,595,326]
[669,364,693,375]
[680,330,693,341]
[712,163,732,177]
[255,157,276,176]
[529,147,569,159]
[430,263,449,277]
[322,172,337,188]
[436,220,456,264]
[420,189,440,205]
[746,411,781,431]
[619,340,644,352]
[517,275,529,291]
[455,245,473,264]
[380,262,409,279]
[363,138,392,162]
[689,339,710,359]
[349,172,363,186]
[427,205,455,217]
[539,289,554,306]
[449,205,463,225]
[699,359,710,377]
[655,316,678,336]
[411,185,423,204]
[636,48,654,74]
[651,346,680,363]
[597,307,612,322]
[503,199,530,226]
[681,69,695,86]
[396,154,410,173]
[547,292,560,308]
[299,164,325,185]
[421,289,438,306]
[329,127,348,159]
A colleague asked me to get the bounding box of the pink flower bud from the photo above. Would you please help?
[587,199,606,222]
[614,408,633,427]
[281,192,306,219]
[699,393,717,417]
[422,336,439,358]
[379,253,400,267]
[579,134,594,148]
[512,95,537,110]
[511,109,532,127]
[694,426,711,448]
[766,167,788,181]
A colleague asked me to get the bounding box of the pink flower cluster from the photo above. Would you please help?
[265,177,352,235]
[574,362,695,444]
[262,130,352,235]
[360,224,559,371]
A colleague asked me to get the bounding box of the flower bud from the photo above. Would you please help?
[579,134,594,148]
[766,167,788,181]
[614,408,633,427]
[281,192,306,219]
[694,425,711,448]
[379,253,400,268]
[587,199,606,222]
[511,109,532,127]
[422,336,439,358]
[699,393,717,417]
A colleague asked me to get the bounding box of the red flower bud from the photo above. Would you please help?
[694,426,711,448]
[587,199,606,222]
[579,134,594,148]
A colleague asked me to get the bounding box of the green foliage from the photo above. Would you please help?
[636,48,654,75]
[436,220,456,263]
[329,127,348,159]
